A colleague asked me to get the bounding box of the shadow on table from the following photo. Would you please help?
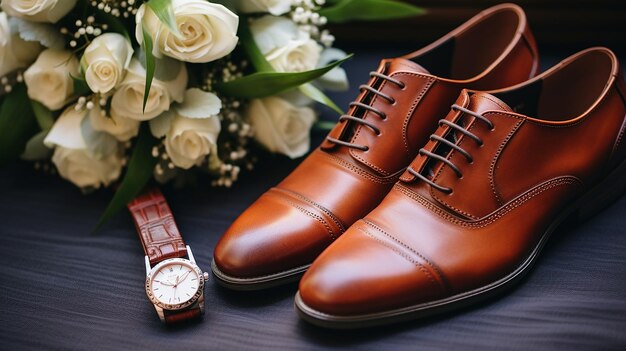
[213,282,299,308]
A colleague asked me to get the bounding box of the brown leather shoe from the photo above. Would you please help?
[212,4,539,290]
[296,47,626,328]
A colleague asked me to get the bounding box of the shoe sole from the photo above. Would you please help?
[295,159,626,329]
[211,259,310,291]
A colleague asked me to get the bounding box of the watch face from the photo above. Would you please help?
[146,259,204,310]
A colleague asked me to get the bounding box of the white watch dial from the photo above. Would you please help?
[150,262,200,305]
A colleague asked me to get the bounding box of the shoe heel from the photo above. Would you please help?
[576,159,626,222]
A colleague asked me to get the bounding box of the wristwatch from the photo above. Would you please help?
[127,188,208,323]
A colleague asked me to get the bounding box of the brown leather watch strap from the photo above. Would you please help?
[164,307,202,323]
[127,188,187,266]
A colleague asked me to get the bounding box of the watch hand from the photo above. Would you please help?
[177,271,192,283]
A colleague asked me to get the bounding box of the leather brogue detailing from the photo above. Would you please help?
[217,3,541,290]
[298,48,626,328]
[401,74,437,155]
[272,188,345,239]
[395,177,583,227]
[322,152,404,185]
[488,114,525,206]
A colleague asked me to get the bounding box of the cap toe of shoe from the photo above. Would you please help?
[298,224,448,317]
[213,189,339,279]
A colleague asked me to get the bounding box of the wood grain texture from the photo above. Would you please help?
[1,51,626,351]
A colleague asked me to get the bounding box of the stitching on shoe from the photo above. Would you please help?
[362,219,451,293]
[490,115,525,205]
[612,113,626,157]
[273,188,346,232]
[396,176,582,228]
[476,94,511,111]
[285,200,337,241]
[402,76,436,155]
[356,226,442,292]
[322,152,401,184]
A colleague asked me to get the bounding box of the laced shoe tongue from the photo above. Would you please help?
[385,58,430,75]
[466,92,513,114]
[409,92,514,191]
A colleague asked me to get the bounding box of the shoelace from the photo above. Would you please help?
[406,104,495,194]
[326,72,405,151]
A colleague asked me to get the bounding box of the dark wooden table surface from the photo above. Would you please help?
[1,49,625,350]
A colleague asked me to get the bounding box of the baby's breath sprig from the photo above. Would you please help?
[59,15,107,50]
[290,0,335,47]
[0,71,24,94]
[200,56,255,188]
[89,0,139,18]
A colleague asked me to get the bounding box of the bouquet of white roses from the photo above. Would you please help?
[0,0,423,224]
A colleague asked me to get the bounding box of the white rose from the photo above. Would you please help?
[52,147,123,189]
[111,58,187,121]
[136,0,239,63]
[236,0,292,16]
[0,13,43,77]
[23,48,79,110]
[1,0,78,23]
[165,114,221,169]
[89,106,140,142]
[317,48,349,91]
[81,33,133,94]
[250,16,321,72]
[247,96,315,158]
[44,106,123,189]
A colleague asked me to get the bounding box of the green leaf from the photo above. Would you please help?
[314,120,338,130]
[239,18,273,72]
[94,125,159,230]
[31,100,54,130]
[146,0,181,37]
[141,24,156,114]
[216,54,353,99]
[320,0,426,23]
[21,129,52,161]
[0,83,38,166]
[71,74,91,96]
[299,83,343,115]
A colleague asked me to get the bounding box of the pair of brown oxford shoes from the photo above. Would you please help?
[212,3,626,328]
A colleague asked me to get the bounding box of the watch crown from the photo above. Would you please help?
[203,272,209,281]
